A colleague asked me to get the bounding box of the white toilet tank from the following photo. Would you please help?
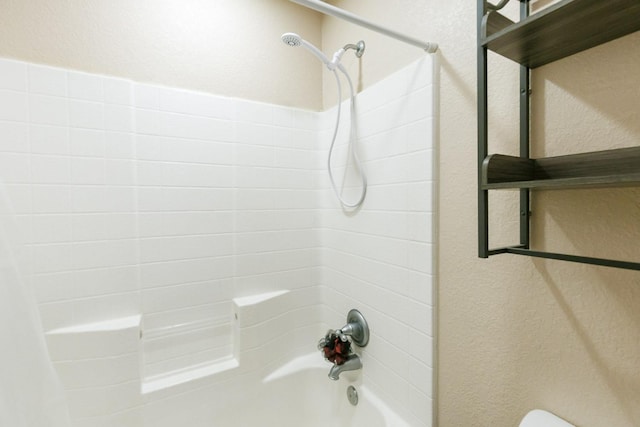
[519,410,575,427]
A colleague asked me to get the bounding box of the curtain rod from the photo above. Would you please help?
[289,0,438,53]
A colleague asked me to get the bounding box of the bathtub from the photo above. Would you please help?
[46,299,418,426]
[214,353,411,427]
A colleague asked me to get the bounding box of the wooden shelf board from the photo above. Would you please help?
[482,174,640,190]
[482,0,640,68]
[482,147,640,190]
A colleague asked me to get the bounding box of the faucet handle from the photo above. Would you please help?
[337,323,354,338]
[338,310,370,347]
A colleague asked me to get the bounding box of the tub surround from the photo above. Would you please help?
[45,316,143,423]
[319,55,436,424]
[0,55,435,426]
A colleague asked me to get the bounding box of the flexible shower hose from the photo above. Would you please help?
[327,65,367,209]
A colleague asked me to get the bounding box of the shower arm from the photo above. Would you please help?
[342,41,365,58]
[288,0,438,53]
[329,40,366,67]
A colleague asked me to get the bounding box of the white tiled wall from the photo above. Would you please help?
[233,100,320,298]
[0,57,324,426]
[0,60,140,334]
[133,83,238,378]
[0,55,435,427]
[135,86,321,379]
[319,56,436,427]
[46,316,142,426]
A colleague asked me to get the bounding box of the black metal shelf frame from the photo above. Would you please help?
[477,0,640,271]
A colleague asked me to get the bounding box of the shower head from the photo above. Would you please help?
[281,32,302,47]
[281,32,332,67]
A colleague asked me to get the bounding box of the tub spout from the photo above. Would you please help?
[328,354,362,380]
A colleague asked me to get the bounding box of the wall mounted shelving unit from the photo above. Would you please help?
[477,0,640,271]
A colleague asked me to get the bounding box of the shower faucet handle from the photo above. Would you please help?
[338,309,369,347]
[337,323,355,338]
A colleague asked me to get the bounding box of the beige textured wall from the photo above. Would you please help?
[323,1,640,426]
[320,0,427,109]
[1,0,639,425]
[0,0,323,109]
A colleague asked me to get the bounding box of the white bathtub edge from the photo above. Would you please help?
[262,352,326,383]
[262,352,413,427]
[360,384,412,427]
[142,357,239,395]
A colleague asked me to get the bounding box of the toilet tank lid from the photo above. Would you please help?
[519,410,575,427]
